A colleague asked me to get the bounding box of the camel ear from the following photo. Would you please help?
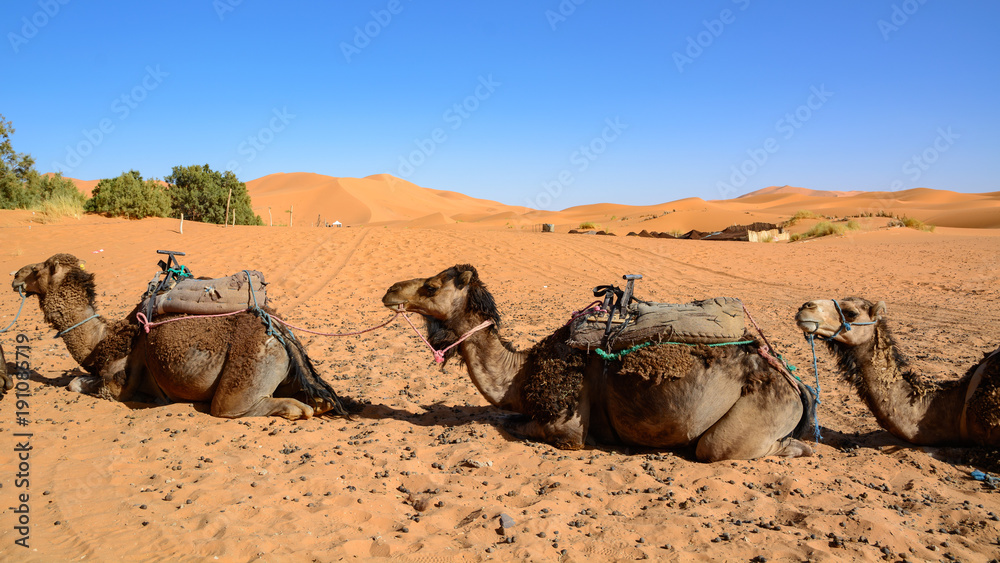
[457,270,474,289]
[871,301,887,321]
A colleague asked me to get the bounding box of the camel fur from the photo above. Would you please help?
[12,253,346,419]
[383,264,816,462]
[0,342,10,395]
[796,297,1000,446]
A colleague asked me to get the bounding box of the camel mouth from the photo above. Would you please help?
[796,319,821,334]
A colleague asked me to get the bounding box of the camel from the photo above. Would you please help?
[796,297,1000,446]
[12,253,347,419]
[382,264,817,461]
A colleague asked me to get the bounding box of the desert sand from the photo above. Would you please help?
[1,177,1000,562]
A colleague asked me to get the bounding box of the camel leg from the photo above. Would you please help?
[209,339,314,420]
[695,384,813,462]
[505,382,590,450]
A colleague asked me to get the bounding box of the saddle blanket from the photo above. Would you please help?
[142,270,267,316]
[567,296,746,351]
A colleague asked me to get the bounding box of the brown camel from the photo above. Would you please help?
[12,253,347,419]
[796,297,1000,446]
[382,264,817,461]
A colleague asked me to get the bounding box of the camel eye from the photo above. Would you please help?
[844,309,858,320]
[422,284,438,296]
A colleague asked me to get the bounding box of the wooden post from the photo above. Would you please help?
[224,188,232,228]
[231,208,236,227]
[180,213,184,234]
[289,205,293,227]
[268,207,272,226]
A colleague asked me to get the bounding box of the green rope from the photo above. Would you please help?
[167,266,192,278]
[594,338,756,361]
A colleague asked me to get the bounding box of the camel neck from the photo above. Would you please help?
[41,289,106,369]
[835,324,963,445]
[447,315,527,412]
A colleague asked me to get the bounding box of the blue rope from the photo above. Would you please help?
[243,269,285,346]
[803,299,879,443]
[55,314,101,338]
[1,288,27,334]
[806,333,823,443]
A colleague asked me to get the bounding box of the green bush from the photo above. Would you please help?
[85,170,172,219]
[166,164,262,225]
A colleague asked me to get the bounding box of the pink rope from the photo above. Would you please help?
[135,306,493,365]
[399,312,493,363]
[566,300,604,326]
[272,312,402,337]
[740,302,800,390]
[137,310,245,333]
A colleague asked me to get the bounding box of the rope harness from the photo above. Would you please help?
[55,313,101,338]
[802,299,878,442]
[135,301,493,365]
[0,287,27,334]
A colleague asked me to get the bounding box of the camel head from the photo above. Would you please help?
[12,254,92,302]
[796,297,885,346]
[382,264,500,328]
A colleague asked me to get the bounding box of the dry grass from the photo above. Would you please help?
[35,193,85,223]
[900,216,935,232]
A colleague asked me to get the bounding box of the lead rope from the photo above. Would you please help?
[0,287,27,334]
[804,299,878,443]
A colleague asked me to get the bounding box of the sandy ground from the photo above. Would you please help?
[1,204,1000,562]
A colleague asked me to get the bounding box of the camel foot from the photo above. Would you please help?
[214,397,315,419]
[502,414,585,450]
[778,438,814,458]
[68,375,101,394]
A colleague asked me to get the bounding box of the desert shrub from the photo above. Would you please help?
[785,209,821,227]
[579,221,598,230]
[86,170,172,219]
[166,164,262,225]
[846,219,860,231]
[900,216,935,232]
[789,233,802,242]
[37,191,85,222]
[803,221,844,238]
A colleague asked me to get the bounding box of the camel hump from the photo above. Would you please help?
[142,270,268,316]
[567,297,747,351]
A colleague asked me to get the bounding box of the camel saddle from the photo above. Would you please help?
[567,297,746,351]
[141,270,268,316]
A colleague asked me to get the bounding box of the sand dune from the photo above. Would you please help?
[59,173,999,233]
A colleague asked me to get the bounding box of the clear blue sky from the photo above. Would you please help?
[3,1,998,210]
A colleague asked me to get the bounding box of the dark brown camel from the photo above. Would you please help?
[796,297,1000,445]
[383,264,817,461]
[12,253,347,419]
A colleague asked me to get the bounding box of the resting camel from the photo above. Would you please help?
[796,297,1000,445]
[383,264,817,461]
[12,253,346,419]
